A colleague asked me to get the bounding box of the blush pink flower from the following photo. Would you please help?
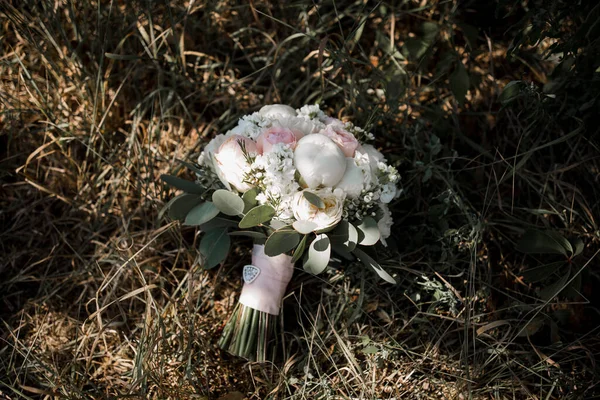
[322,122,359,157]
[256,127,299,154]
[213,135,258,192]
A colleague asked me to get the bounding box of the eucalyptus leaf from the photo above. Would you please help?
[293,220,318,234]
[239,205,275,229]
[228,231,267,239]
[303,234,331,275]
[199,228,230,269]
[160,174,205,195]
[212,189,245,216]
[159,193,202,221]
[516,230,572,256]
[199,217,239,232]
[356,217,380,246]
[499,80,525,106]
[332,243,355,260]
[184,202,220,226]
[303,191,325,209]
[329,220,358,251]
[353,248,396,284]
[264,229,300,257]
[242,188,258,212]
[292,234,308,263]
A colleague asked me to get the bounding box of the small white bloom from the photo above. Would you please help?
[377,203,393,245]
[294,134,347,188]
[380,184,397,203]
[296,104,326,121]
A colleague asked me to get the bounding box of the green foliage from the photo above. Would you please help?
[238,205,276,229]
[264,228,300,257]
[199,228,231,269]
[212,189,245,216]
[184,202,220,226]
[303,233,331,275]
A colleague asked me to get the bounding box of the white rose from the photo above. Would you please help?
[259,104,297,119]
[294,134,347,188]
[213,135,258,192]
[359,144,386,169]
[377,203,393,246]
[335,158,367,197]
[292,188,345,232]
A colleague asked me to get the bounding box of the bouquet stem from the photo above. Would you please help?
[218,244,294,362]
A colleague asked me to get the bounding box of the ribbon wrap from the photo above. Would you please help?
[238,244,294,315]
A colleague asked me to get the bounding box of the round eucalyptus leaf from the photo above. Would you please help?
[199,228,230,269]
[212,189,245,216]
[303,234,331,275]
[239,205,275,229]
[293,220,318,234]
[356,217,380,246]
[184,202,220,226]
[264,229,300,256]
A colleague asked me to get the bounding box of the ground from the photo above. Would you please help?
[1,1,599,399]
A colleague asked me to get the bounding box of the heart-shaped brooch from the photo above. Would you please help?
[243,265,260,284]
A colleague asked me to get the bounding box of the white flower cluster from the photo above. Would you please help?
[198,104,400,241]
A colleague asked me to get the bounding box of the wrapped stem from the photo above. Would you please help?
[218,244,294,361]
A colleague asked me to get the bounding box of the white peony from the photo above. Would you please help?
[294,134,347,189]
[292,188,345,232]
[259,104,297,119]
[213,135,258,192]
[273,116,324,138]
[335,158,367,197]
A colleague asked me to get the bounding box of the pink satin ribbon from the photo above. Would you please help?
[238,244,294,315]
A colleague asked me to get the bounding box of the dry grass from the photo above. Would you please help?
[1,1,600,399]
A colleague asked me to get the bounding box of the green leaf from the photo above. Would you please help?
[264,229,300,257]
[563,270,582,299]
[353,248,396,284]
[212,189,245,216]
[199,228,230,269]
[228,231,267,239]
[356,217,380,246]
[184,202,220,226]
[458,23,479,49]
[332,243,355,260]
[159,193,203,221]
[160,174,205,195]
[329,220,358,251]
[539,272,570,301]
[293,220,318,234]
[499,80,525,106]
[521,261,564,283]
[242,188,258,213]
[198,217,239,232]
[572,238,585,256]
[450,62,470,105]
[239,205,275,229]
[303,191,325,209]
[403,38,430,60]
[516,230,572,256]
[176,159,203,175]
[303,234,331,275]
[421,21,439,42]
[292,234,308,263]
[353,247,396,284]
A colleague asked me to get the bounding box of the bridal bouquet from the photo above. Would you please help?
[161,104,399,361]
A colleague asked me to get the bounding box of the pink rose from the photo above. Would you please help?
[256,127,299,154]
[322,122,359,157]
[214,135,258,192]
